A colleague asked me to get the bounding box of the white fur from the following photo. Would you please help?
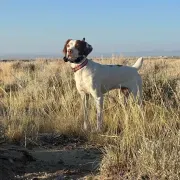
[69,57,143,131]
[66,40,79,60]
[132,57,143,70]
[66,40,144,131]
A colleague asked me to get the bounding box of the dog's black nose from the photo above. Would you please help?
[63,56,68,62]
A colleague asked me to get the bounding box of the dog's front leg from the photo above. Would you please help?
[95,95,103,132]
[81,93,90,131]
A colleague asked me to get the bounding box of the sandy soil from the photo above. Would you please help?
[0,134,103,180]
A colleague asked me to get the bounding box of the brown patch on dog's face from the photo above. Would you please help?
[75,40,93,56]
[63,39,72,54]
[75,40,86,56]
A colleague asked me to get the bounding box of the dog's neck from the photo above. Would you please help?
[70,58,88,72]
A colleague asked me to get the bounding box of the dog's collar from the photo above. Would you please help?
[72,59,88,72]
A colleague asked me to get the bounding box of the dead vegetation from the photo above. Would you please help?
[0,57,180,179]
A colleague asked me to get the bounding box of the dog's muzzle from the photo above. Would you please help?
[63,56,85,63]
[63,56,69,62]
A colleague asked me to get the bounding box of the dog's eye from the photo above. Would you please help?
[67,44,70,48]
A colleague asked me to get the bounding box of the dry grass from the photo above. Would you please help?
[0,57,180,179]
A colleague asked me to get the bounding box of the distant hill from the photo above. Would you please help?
[1,50,180,60]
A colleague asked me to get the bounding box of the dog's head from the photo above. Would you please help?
[63,38,93,62]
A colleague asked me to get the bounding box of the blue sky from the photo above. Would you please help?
[0,0,180,56]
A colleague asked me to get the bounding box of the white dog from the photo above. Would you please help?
[63,38,143,131]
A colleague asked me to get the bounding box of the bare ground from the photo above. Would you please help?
[0,134,103,180]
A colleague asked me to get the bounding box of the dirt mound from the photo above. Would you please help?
[0,145,35,180]
[0,134,103,180]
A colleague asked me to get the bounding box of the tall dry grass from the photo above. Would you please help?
[0,57,180,179]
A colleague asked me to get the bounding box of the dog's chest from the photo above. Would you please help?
[74,70,94,94]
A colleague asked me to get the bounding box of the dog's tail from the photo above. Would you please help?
[132,57,143,70]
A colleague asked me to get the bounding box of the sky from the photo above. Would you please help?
[0,0,180,57]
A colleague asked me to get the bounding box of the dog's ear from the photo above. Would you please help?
[63,39,71,54]
[83,41,93,57]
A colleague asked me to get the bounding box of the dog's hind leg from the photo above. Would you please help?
[131,84,142,105]
[135,78,143,106]
[121,87,130,106]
